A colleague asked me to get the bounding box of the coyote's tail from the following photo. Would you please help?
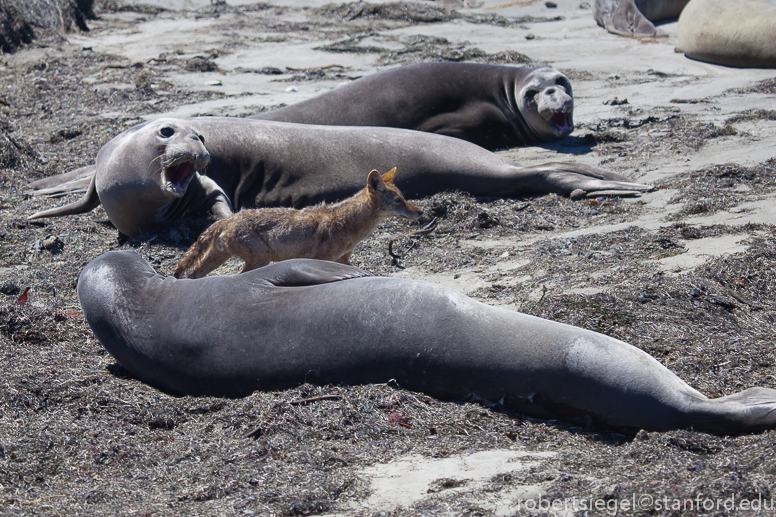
[172,222,223,279]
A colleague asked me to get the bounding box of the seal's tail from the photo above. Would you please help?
[173,221,230,279]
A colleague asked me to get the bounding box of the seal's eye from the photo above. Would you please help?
[159,127,175,138]
[198,134,205,144]
[525,90,539,102]
[555,78,570,90]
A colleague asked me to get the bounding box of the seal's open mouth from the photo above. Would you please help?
[164,158,195,196]
[549,111,573,135]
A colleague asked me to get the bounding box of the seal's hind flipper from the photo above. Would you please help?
[28,173,100,220]
[29,175,92,198]
[27,165,96,196]
[249,258,371,287]
[691,387,776,435]
[519,162,653,196]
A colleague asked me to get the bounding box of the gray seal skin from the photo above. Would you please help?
[28,117,649,237]
[678,0,776,68]
[594,0,689,36]
[251,63,574,151]
[78,250,776,434]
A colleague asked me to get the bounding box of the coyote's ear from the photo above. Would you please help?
[381,167,397,184]
[367,169,385,191]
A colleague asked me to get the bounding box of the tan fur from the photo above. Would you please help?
[173,168,422,279]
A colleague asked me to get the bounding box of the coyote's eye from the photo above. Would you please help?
[159,127,175,138]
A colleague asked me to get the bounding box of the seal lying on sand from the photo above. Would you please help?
[252,63,574,150]
[593,0,689,37]
[595,0,776,68]
[28,117,649,237]
[78,250,776,434]
[678,0,776,68]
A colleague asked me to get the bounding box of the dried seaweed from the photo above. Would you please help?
[0,0,94,53]
[2,4,776,517]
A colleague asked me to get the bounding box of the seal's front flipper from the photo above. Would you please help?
[518,162,653,197]
[190,173,234,220]
[28,173,100,220]
[250,258,371,287]
[594,0,661,36]
[27,165,97,195]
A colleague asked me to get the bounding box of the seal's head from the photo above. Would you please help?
[95,118,210,236]
[517,67,574,141]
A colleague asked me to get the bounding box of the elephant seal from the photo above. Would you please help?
[593,0,689,37]
[595,0,776,68]
[78,250,776,434]
[252,63,574,151]
[28,117,649,236]
[678,0,776,68]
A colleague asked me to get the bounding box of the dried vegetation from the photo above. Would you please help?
[0,0,94,53]
[1,2,776,516]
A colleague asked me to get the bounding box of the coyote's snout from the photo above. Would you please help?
[173,167,422,278]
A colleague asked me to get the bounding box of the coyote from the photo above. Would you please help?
[173,168,422,278]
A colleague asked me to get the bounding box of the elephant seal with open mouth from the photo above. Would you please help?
[28,117,648,236]
[253,62,574,151]
[77,250,776,434]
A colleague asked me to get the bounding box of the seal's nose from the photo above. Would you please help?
[195,152,211,170]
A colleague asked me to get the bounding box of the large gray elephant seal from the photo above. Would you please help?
[678,0,776,68]
[252,63,574,151]
[78,250,776,434]
[593,0,688,37]
[28,117,648,236]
